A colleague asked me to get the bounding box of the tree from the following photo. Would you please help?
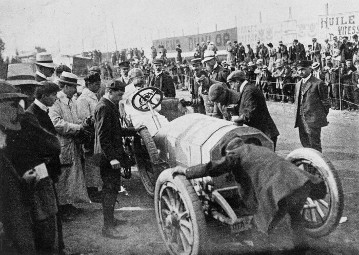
[0,38,5,57]
[35,46,47,53]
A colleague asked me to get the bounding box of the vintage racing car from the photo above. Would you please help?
[124,87,344,255]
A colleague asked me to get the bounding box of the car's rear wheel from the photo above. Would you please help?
[286,148,344,238]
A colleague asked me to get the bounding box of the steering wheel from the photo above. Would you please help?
[131,87,164,112]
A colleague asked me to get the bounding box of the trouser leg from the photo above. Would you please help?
[102,190,118,227]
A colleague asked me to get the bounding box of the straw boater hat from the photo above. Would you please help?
[202,50,215,63]
[58,72,79,86]
[35,53,56,69]
[311,62,320,69]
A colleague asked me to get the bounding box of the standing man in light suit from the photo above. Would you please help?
[294,60,331,152]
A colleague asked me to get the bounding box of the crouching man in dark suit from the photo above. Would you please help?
[172,137,325,250]
[94,80,139,239]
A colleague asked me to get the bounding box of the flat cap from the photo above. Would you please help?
[152,58,164,65]
[89,66,101,73]
[106,80,126,92]
[208,83,227,101]
[296,60,312,68]
[227,70,246,82]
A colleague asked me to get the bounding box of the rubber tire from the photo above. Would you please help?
[155,170,208,255]
[286,148,344,238]
[133,128,162,196]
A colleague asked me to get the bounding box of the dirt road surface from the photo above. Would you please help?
[62,93,359,255]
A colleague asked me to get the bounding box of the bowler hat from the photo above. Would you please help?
[202,51,215,63]
[296,60,312,68]
[106,80,126,92]
[227,70,246,82]
[58,72,79,86]
[311,62,320,69]
[36,53,56,69]
[0,81,28,100]
[118,61,130,68]
[209,83,227,102]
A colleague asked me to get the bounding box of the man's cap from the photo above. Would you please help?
[128,68,144,79]
[56,64,71,74]
[152,58,164,65]
[191,58,202,65]
[202,50,215,63]
[333,36,338,39]
[247,61,255,67]
[312,38,317,41]
[353,34,358,39]
[195,70,208,82]
[279,41,283,44]
[36,53,56,69]
[84,72,101,83]
[296,60,312,68]
[208,83,227,102]
[0,81,28,100]
[36,81,60,96]
[293,39,298,43]
[311,62,320,69]
[227,70,246,82]
[343,36,349,39]
[267,42,273,47]
[325,55,332,61]
[58,72,80,86]
[106,80,126,92]
[324,38,329,42]
[234,41,237,43]
[118,61,130,68]
[89,66,101,74]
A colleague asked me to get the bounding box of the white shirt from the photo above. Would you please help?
[239,80,248,93]
[302,74,312,84]
[34,99,49,112]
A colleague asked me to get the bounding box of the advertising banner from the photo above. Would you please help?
[152,28,237,53]
[318,12,359,41]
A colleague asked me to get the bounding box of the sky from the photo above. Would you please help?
[0,0,358,57]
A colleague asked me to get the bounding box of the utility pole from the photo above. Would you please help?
[325,3,329,15]
[111,22,118,51]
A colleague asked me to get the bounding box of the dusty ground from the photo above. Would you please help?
[62,91,359,255]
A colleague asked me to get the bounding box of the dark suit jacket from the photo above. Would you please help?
[185,144,319,233]
[294,75,330,129]
[26,103,61,181]
[94,97,137,169]
[238,83,279,139]
[212,84,279,139]
[148,72,176,98]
